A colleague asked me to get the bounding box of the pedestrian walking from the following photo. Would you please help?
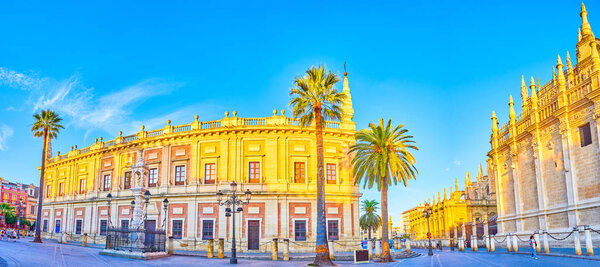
[529,235,538,259]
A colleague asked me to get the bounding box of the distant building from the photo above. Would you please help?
[0,177,39,225]
[403,164,497,240]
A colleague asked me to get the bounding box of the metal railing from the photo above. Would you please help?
[105,227,166,253]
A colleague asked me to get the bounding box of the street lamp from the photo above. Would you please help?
[423,204,433,256]
[217,181,251,264]
[106,193,113,227]
[16,198,24,239]
[162,198,169,230]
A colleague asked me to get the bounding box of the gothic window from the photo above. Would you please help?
[579,123,592,147]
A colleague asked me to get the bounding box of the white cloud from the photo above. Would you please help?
[0,124,14,151]
[0,67,42,90]
[453,160,461,165]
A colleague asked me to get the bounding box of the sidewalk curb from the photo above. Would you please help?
[425,248,600,262]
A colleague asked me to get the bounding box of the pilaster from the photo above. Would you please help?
[531,136,548,230]
[558,117,579,227]
[509,152,522,232]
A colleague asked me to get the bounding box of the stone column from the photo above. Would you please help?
[506,233,512,252]
[512,234,518,252]
[490,235,495,252]
[573,227,582,256]
[484,219,489,252]
[218,238,224,259]
[460,223,466,251]
[543,230,550,254]
[534,231,541,253]
[208,239,214,258]
[509,155,523,232]
[406,239,411,253]
[328,240,334,261]
[374,239,381,258]
[472,235,477,252]
[272,238,278,261]
[584,225,594,256]
[283,239,290,261]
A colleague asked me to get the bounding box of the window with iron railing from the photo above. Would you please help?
[173,220,183,239]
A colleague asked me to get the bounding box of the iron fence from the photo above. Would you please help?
[105,227,166,253]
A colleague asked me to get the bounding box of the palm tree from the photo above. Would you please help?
[0,203,15,227]
[31,110,64,243]
[289,65,345,266]
[359,199,382,240]
[350,119,418,262]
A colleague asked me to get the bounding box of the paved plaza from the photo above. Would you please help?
[0,237,599,267]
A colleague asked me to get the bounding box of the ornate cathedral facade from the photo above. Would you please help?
[488,4,600,238]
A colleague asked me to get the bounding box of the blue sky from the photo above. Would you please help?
[0,1,595,225]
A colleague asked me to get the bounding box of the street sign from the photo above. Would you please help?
[354,249,369,264]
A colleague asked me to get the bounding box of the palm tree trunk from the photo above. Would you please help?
[312,107,333,266]
[33,128,48,243]
[380,173,392,262]
[368,227,372,239]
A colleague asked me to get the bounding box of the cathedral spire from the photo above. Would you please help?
[477,163,483,180]
[578,28,583,42]
[492,110,498,135]
[557,55,566,91]
[455,177,459,191]
[552,66,557,86]
[566,51,574,72]
[531,77,538,110]
[465,171,471,189]
[341,62,355,124]
[520,75,529,111]
[581,3,594,37]
[444,188,447,201]
[509,95,516,124]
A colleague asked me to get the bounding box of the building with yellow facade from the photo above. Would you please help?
[403,164,497,240]
[488,3,600,241]
[39,74,362,252]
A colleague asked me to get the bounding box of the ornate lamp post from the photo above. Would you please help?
[16,198,24,239]
[162,198,169,230]
[423,204,433,256]
[107,193,113,227]
[217,181,251,264]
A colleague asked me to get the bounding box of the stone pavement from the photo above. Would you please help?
[1,237,600,266]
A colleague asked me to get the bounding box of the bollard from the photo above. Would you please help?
[584,225,594,256]
[272,238,278,261]
[168,236,174,255]
[472,235,478,251]
[490,235,495,252]
[512,234,518,252]
[367,239,373,259]
[534,231,541,253]
[208,239,214,258]
[438,238,442,250]
[450,238,454,251]
[485,235,490,252]
[283,239,290,261]
[506,233,512,252]
[328,240,334,261]
[406,239,411,253]
[573,227,582,256]
[543,230,549,254]
[82,233,88,247]
[218,238,224,259]
[374,239,381,258]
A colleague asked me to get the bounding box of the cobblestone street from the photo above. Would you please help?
[1,237,599,266]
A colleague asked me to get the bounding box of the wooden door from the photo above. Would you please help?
[248,220,260,250]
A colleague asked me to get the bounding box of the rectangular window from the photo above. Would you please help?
[121,220,129,230]
[326,164,337,184]
[99,220,108,236]
[59,183,65,196]
[79,179,86,194]
[30,205,35,215]
[149,168,158,187]
[580,123,592,147]
[102,174,111,191]
[123,171,132,189]
[172,220,183,239]
[202,220,214,240]
[43,220,48,232]
[327,220,339,240]
[204,163,216,184]
[294,162,306,183]
[55,220,61,233]
[75,220,82,234]
[249,162,260,183]
[175,166,185,185]
[294,220,307,241]
[46,185,51,197]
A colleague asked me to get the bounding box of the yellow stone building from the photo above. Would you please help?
[40,74,362,252]
[488,4,600,238]
[403,164,497,240]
